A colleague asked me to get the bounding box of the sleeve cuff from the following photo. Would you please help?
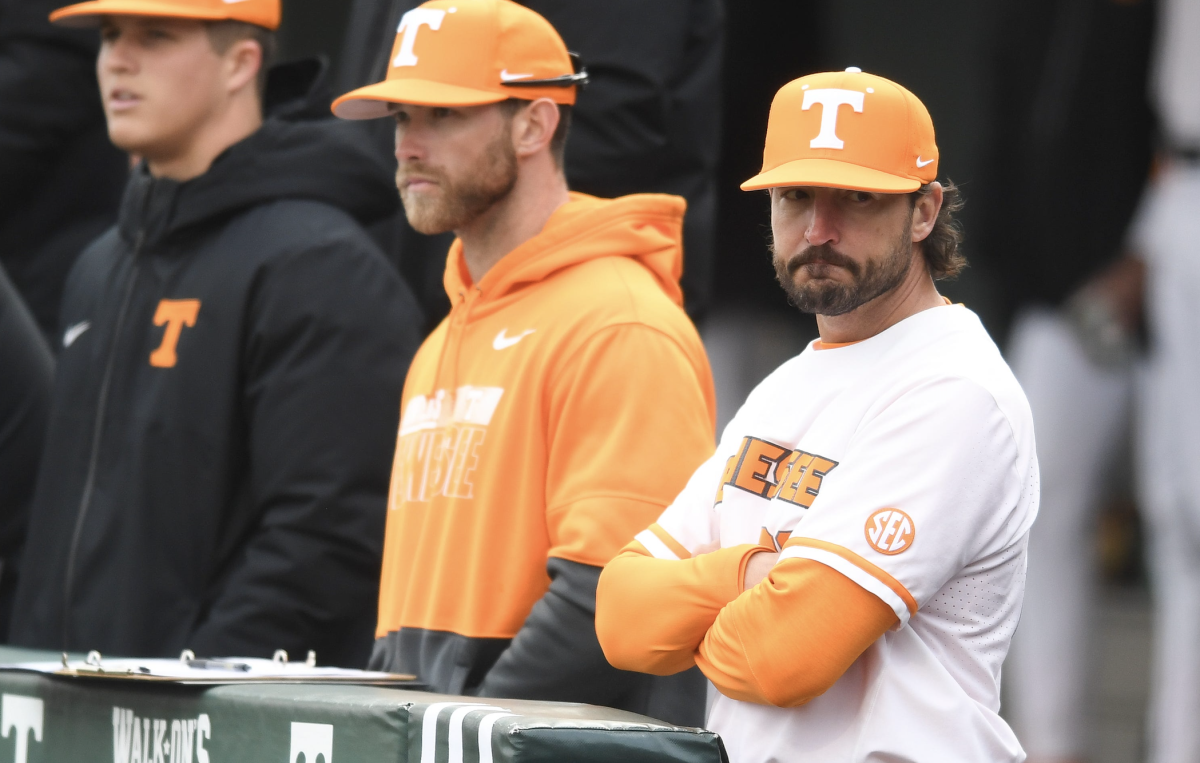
[781,538,917,626]
[634,523,693,560]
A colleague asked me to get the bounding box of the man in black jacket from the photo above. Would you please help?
[10,0,422,668]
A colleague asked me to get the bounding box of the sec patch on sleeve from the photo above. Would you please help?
[865,508,916,555]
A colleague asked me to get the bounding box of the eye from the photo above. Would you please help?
[431,107,452,119]
[392,110,410,126]
[134,26,173,44]
[848,191,875,203]
[781,188,811,202]
[100,25,120,43]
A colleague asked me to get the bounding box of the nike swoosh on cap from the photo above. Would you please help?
[63,320,91,348]
[500,70,534,82]
[493,329,535,350]
[916,156,934,168]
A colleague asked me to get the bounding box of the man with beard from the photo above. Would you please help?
[330,0,716,723]
[597,69,1040,763]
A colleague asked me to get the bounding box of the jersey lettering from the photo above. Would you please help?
[149,299,201,368]
[802,88,865,149]
[716,435,838,508]
[776,452,838,508]
[714,453,737,504]
[731,437,791,498]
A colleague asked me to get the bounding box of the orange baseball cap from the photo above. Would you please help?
[332,0,585,120]
[49,0,279,30]
[742,68,939,193]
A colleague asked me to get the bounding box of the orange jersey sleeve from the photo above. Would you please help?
[545,323,716,567]
[596,536,764,675]
[696,557,898,707]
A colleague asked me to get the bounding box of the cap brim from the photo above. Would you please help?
[332,79,507,120]
[51,1,241,26]
[741,158,922,193]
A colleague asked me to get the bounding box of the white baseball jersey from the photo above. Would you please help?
[653,304,1039,762]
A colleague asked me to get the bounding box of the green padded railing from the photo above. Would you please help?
[0,646,726,763]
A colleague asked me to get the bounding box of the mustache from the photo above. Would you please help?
[396,162,445,184]
[780,243,861,278]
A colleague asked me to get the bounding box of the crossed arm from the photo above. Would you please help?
[595,537,897,707]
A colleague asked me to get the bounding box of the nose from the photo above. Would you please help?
[804,193,840,247]
[99,35,136,77]
[394,121,426,164]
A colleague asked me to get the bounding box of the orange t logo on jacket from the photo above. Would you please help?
[150,299,201,368]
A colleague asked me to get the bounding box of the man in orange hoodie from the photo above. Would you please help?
[332,0,716,723]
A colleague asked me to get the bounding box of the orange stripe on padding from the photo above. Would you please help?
[785,538,917,615]
[649,523,692,560]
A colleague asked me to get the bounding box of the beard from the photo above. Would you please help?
[772,221,914,317]
[397,127,519,235]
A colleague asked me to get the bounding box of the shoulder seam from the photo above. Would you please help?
[546,319,700,394]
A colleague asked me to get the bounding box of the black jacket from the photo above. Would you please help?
[0,264,53,638]
[0,0,128,342]
[10,105,423,667]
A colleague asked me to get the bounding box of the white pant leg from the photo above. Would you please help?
[1134,164,1200,763]
[1005,308,1134,759]
[1144,526,1200,763]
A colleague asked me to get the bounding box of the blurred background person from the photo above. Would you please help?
[0,265,53,641]
[1130,0,1200,760]
[972,1,1158,761]
[0,0,128,345]
[334,0,723,332]
[10,0,422,667]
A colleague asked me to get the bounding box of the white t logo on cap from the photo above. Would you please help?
[393,8,446,68]
[802,88,865,150]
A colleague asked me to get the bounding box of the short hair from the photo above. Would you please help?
[911,180,966,280]
[204,20,275,103]
[499,99,572,168]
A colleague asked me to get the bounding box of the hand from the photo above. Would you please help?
[743,550,780,591]
[1081,254,1145,333]
[1065,254,1146,367]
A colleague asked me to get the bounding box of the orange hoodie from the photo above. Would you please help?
[373,192,716,695]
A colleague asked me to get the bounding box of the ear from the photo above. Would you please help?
[510,98,560,161]
[223,38,263,99]
[911,182,943,243]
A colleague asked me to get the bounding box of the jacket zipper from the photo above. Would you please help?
[61,228,146,649]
